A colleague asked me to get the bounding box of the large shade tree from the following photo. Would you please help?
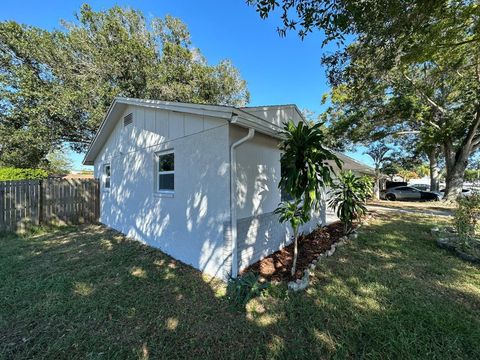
[248,0,480,200]
[0,4,249,168]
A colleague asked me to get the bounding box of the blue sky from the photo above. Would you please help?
[0,0,372,168]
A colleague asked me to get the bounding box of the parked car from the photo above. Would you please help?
[382,186,442,201]
[410,184,429,191]
[439,188,472,197]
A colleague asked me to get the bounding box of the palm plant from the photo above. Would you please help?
[276,120,340,276]
[274,200,309,276]
[358,175,374,203]
[329,170,368,234]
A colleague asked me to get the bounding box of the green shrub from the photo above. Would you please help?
[329,170,368,234]
[358,175,374,201]
[0,167,48,181]
[454,192,480,242]
[226,272,269,308]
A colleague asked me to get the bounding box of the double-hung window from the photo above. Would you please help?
[156,150,174,193]
[103,164,111,190]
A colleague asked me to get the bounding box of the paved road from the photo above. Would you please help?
[366,204,454,217]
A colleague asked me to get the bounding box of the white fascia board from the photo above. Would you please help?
[83,100,121,166]
[115,97,234,120]
[83,97,291,166]
[334,151,375,175]
[82,97,235,165]
[233,109,283,139]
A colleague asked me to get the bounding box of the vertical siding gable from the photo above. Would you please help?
[155,108,169,137]
[168,111,185,139]
[204,115,223,130]
[184,113,204,135]
[96,105,227,166]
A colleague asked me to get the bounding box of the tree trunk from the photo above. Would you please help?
[443,108,480,201]
[291,227,299,277]
[428,149,440,192]
[444,143,469,201]
[445,162,467,200]
[373,169,380,200]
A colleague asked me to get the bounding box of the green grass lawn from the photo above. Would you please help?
[1,214,479,359]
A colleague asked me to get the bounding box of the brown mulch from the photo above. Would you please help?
[243,221,349,282]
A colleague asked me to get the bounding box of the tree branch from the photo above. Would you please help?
[402,73,448,114]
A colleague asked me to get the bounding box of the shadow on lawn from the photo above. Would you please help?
[1,216,479,359]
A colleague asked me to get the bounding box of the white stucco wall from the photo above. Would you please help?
[230,124,326,270]
[92,104,332,279]
[231,126,282,219]
[93,105,231,279]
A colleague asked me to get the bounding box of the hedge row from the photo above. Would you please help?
[0,167,49,181]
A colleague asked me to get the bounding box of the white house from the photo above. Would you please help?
[83,97,373,280]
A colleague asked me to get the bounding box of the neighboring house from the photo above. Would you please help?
[83,97,373,280]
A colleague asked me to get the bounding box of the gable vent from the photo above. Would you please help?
[123,113,133,127]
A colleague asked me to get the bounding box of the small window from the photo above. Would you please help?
[156,150,174,193]
[123,113,133,127]
[103,164,111,189]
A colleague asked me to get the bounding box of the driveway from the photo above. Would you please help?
[366,203,454,217]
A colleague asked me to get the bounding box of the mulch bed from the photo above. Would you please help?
[243,221,349,282]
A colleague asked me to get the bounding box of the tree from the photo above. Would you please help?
[0,5,250,166]
[248,0,480,200]
[365,143,391,200]
[415,163,430,178]
[276,120,340,277]
[274,200,309,277]
[41,148,73,175]
[397,169,418,182]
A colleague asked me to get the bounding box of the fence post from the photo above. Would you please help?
[38,180,43,226]
[0,182,4,231]
[95,179,100,222]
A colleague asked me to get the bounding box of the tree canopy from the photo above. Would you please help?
[0,4,249,168]
[250,0,479,199]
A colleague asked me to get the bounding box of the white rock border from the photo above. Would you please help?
[287,232,355,292]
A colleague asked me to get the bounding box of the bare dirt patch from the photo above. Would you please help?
[243,222,347,282]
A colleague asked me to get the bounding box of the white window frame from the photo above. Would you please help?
[155,150,174,195]
[103,163,111,191]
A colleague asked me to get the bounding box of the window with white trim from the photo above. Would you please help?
[103,163,111,189]
[156,150,174,192]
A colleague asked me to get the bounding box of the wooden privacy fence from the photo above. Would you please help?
[0,179,100,233]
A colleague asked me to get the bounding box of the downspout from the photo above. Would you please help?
[230,117,255,278]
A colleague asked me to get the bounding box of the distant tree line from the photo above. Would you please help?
[0,4,249,169]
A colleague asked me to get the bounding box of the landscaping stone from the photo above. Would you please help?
[288,270,309,292]
[326,247,336,257]
[436,236,480,266]
[349,232,358,240]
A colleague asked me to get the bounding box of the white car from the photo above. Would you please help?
[440,188,472,197]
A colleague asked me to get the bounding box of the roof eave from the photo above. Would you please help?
[82,97,237,166]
